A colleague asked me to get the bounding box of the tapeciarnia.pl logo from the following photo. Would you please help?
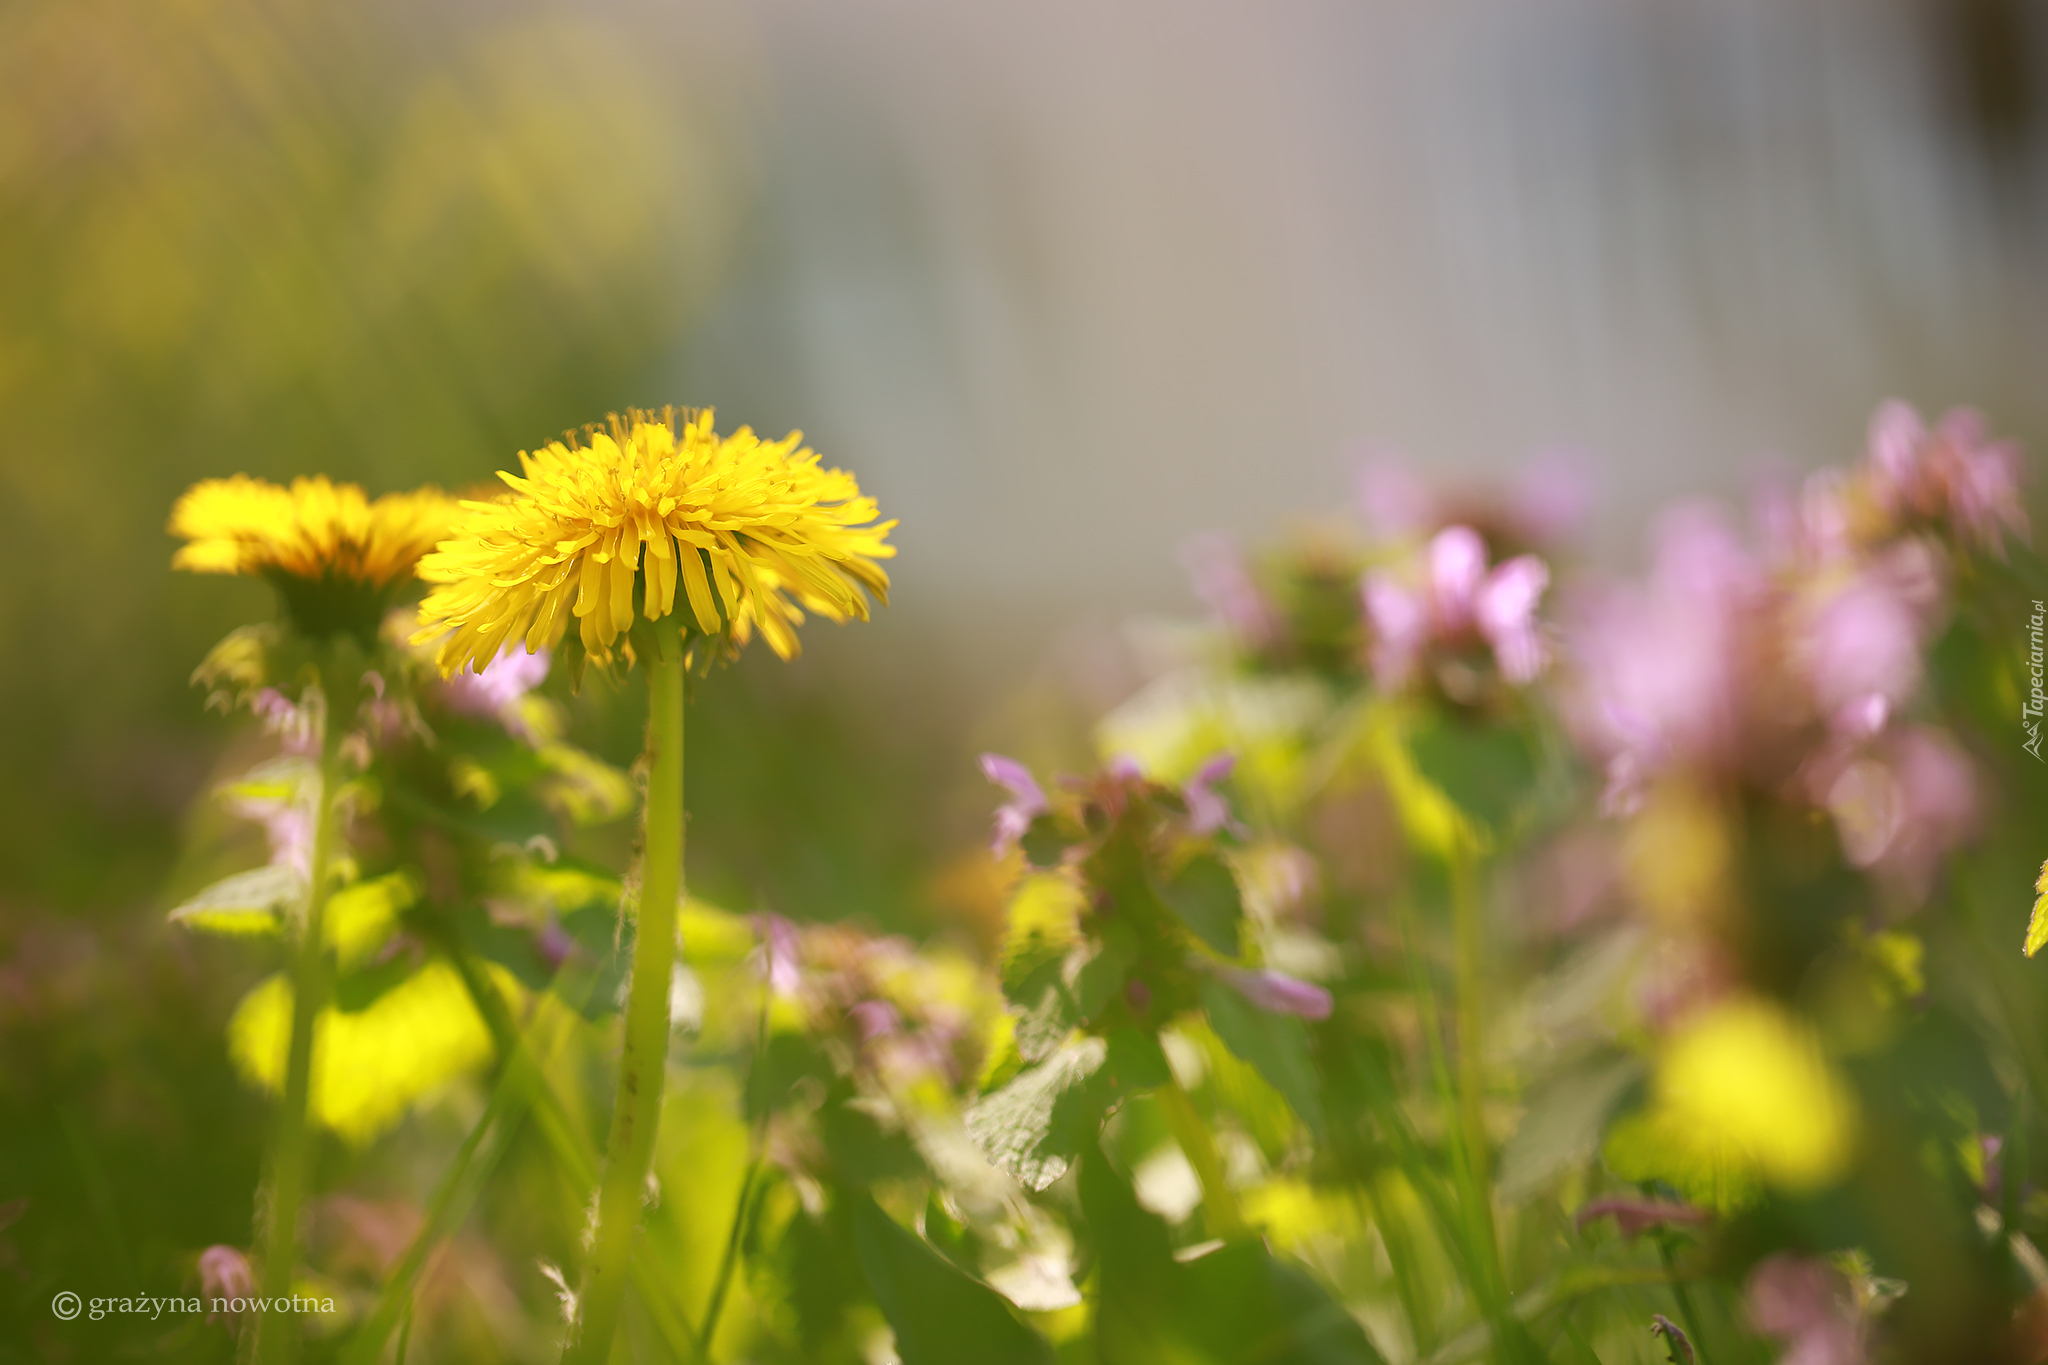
[2026,599,2045,761]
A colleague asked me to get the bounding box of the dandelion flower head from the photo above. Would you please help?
[170,475,458,640]
[414,408,895,675]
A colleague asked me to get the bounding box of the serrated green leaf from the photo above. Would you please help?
[168,864,302,936]
[1009,953,1082,1064]
[1155,852,1244,956]
[1202,978,1324,1136]
[966,1037,1109,1190]
[848,1193,1053,1365]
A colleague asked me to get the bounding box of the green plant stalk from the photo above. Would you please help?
[693,984,772,1363]
[1157,1071,1247,1238]
[1393,887,1519,1361]
[1362,1183,1436,1357]
[1448,850,1504,1283]
[255,678,349,1365]
[692,1159,762,1364]
[566,639,687,1365]
[1652,1230,1708,1365]
[343,1043,525,1365]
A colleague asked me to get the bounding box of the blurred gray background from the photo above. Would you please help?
[682,0,2048,690]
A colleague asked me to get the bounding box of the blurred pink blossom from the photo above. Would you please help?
[250,688,318,755]
[198,1244,254,1318]
[1567,506,1761,812]
[1797,541,1945,723]
[1362,525,1551,691]
[1575,1196,1709,1239]
[442,646,552,743]
[1181,534,1277,648]
[1866,400,2027,556]
[1745,1254,1869,1365]
[226,786,314,879]
[1757,468,1855,574]
[444,644,550,714]
[848,998,900,1042]
[1798,723,1977,906]
[979,752,1049,857]
[1182,752,1243,836]
[755,914,803,997]
[1217,966,1332,1020]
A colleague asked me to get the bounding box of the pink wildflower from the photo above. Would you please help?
[978,752,1049,857]
[199,1244,254,1318]
[1866,400,2027,556]
[1362,525,1551,691]
[1575,1196,1710,1240]
[1216,966,1333,1020]
[443,645,552,731]
[1745,1255,1869,1365]
[1182,753,1243,836]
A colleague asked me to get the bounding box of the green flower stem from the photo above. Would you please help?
[567,637,687,1365]
[692,1157,762,1364]
[256,663,355,1365]
[452,948,697,1359]
[1651,1230,1708,1365]
[1393,885,1521,1362]
[1156,1071,1247,1239]
[1448,849,1501,1263]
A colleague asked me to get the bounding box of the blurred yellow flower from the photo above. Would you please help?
[414,407,895,674]
[1606,996,1858,1211]
[170,476,458,639]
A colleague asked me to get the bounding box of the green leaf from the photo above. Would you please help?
[330,953,421,1012]
[779,1204,865,1359]
[1496,1054,1643,1200]
[1074,925,1137,1020]
[1009,950,1083,1064]
[2027,860,2048,958]
[820,1090,930,1185]
[1405,713,1538,837]
[1079,1150,1386,1365]
[966,1037,1109,1190]
[1202,979,1324,1136]
[1104,1027,1174,1092]
[1156,853,1245,956]
[1020,815,1070,870]
[168,864,301,936]
[849,1193,1054,1365]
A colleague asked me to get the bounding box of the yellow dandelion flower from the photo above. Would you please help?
[413,408,896,675]
[170,475,458,640]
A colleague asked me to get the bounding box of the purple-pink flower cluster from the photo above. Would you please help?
[1560,402,2007,902]
[1362,525,1551,697]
